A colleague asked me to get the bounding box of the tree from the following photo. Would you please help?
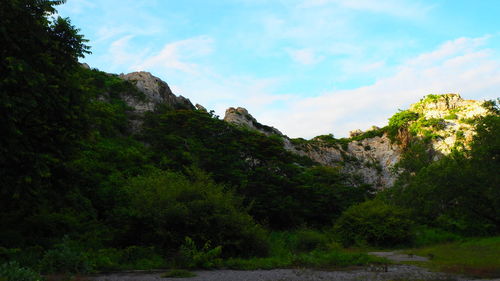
[0,0,90,244]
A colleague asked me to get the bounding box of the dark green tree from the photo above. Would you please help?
[0,0,90,245]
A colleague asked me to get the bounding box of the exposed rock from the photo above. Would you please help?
[80,62,90,69]
[195,103,207,112]
[410,94,489,155]
[410,93,488,119]
[223,94,494,190]
[120,71,194,113]
[223,107,283,136]
[343,135,402,188]
[349,129,363,138]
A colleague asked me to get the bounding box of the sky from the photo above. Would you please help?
[57,0,500,138]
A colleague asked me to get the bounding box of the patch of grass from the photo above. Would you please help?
[404,236,500,278]
[161,269,196,278]
[412,227,462,248]
[223,230,387,270]
[224,250,386,270]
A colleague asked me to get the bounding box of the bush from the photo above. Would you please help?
[39,238,92,274]
[386,110,420,142]
[115,169,269,257]
[177,237,222,269]
[0,262,42,281]
[333,200,414,247]
[293,229,330,252]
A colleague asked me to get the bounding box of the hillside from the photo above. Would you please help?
[1,1,498,278]
[223,92,495,189]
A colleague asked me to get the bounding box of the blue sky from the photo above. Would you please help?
[58,0,500,138]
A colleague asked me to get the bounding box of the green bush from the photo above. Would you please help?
[177,237,222,269]
[333,200,414,247]
[293,229,330,252]
[387,110,420,141]
[116,169,269,257]
[39,238,92,274]
[86,246,165,271]
[0,262,42,281]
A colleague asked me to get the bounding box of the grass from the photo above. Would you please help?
[403,236,500,278]
[161,269,196,278]
[223,230,388,270]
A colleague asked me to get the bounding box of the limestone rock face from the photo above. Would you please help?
[290,134,402,189]
[223,107,283,136]
[343,135,402,188]
[120,71,194,113]
[410,94,490,155]
[410,94,488,119]
[221,94,494,189]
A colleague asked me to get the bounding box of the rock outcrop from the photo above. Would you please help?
[409,94,490,155]
[223,107,283,136]
[120,71,194,113]
[222,94,494,189]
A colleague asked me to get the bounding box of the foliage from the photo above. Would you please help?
[0,262,42,281]
[412,227,462,248]
[387,110,420,141]
[141,110,368,229]
[444,113,458,120]
[482,99,499,114]
[177,237,222,269]
[387,115,500,235]
[86,246,165,271]
[293,229,331,252]
[0,0,90,222]
[409,118,446,140]
[350,127,387,141]
[115,169,269,257]
[39,238,92,274]
[333,200,415,247]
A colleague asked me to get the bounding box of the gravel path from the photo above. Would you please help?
[86,265,495,281]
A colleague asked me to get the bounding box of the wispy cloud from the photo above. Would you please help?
[287,48,324,65]
[260,36,500,138]
[300,0,434,20]
[134,36,214,75]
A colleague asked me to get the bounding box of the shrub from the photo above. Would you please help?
[387,110,420,141]
[177,237,222,269]
[333,200,414,247]
[0,262,42,281]
[293,229,330,252]
[39,238,92,274]
[116,169,269,257]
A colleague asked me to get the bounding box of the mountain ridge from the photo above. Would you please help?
[117,69,494,189]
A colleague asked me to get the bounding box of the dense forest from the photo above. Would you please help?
[1,1,499,280]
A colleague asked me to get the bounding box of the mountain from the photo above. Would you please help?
[116,70,495,190]
[221,94,495,189]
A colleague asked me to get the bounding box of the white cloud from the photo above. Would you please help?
[300,0,434,20]
[287,48,324,65]
[133,36,214,75]
[260,36,500,138]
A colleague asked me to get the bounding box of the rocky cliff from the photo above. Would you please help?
[120,71,194,113]
[113,71,493,189]
[223,107,283,136]
[223,94,494,189]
